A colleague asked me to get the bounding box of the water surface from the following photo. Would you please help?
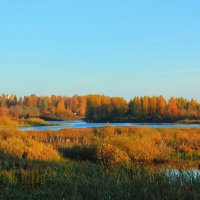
[19,120,200,131]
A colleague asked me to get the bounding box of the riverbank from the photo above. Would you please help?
[19,118,58,127]
[2,116,200,131]
[85,118,200,124]
[0,116,58,128]
[178,119,200,124]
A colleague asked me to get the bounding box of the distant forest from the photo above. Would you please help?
[0,94,200,122]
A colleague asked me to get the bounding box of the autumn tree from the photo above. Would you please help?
[167,97,178,119]
[0,93,199,122]
[111,97,128,120]
[57,99,66,112]
[128,97,142,120]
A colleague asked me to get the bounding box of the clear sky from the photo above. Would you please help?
[0,0,200,100]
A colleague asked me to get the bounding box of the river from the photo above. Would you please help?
[19,120,200,131]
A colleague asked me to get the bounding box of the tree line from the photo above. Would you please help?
[0,94,86,120]
[86,95,200,122]
[0,93,200,122]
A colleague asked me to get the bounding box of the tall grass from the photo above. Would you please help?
[59,126,200,164]
[0,129,60,161]
[0,161,199,200]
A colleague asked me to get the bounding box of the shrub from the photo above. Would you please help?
[93,125,116,138]
[0,137,27,158]
[0,116,18,128]
[0,130,61,161]
[130,138,162,161]
[96,143,130,166]
[24,140,61,161]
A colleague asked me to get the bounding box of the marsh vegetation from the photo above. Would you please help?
[0,124,199,199]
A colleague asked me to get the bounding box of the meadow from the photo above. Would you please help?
[0,119,200,199]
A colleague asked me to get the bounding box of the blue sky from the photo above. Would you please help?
[0,0,200,100]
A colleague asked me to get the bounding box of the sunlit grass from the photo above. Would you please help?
[0,126,199,199]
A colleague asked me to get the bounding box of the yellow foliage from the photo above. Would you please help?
[0,130,60,161]
[96,143,130,166]
[105,132,172,162]
[0,116,18,128]
[19,117,57,127]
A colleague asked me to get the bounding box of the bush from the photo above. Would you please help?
[130,138,162,161]
[107,134,172,163]
[93,125,116,138]
[0,130,61,161]
[0,116,18,128]
[96,143,130,166]
[23,140,61,161]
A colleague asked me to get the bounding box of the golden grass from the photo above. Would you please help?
[0,116,19,128]
[19,117,57,127]
[0,125,200,164]
[0,129,60,161]
[96,143,130,165]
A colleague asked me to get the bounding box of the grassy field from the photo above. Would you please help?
[0,160,199,200]
[23,126,200,164]
[0,125,199,199]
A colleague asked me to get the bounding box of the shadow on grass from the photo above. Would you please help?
[59,145,97,162]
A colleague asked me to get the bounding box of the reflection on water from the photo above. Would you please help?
[19,120,200,131]
[166,169,200,179]
[133,161,200,174]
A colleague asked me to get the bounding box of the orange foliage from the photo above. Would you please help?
[0,106,9,116]
[0,129,60,161]
[0,93,200,121]
[96,143,130,166]
[0,116,18,127]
